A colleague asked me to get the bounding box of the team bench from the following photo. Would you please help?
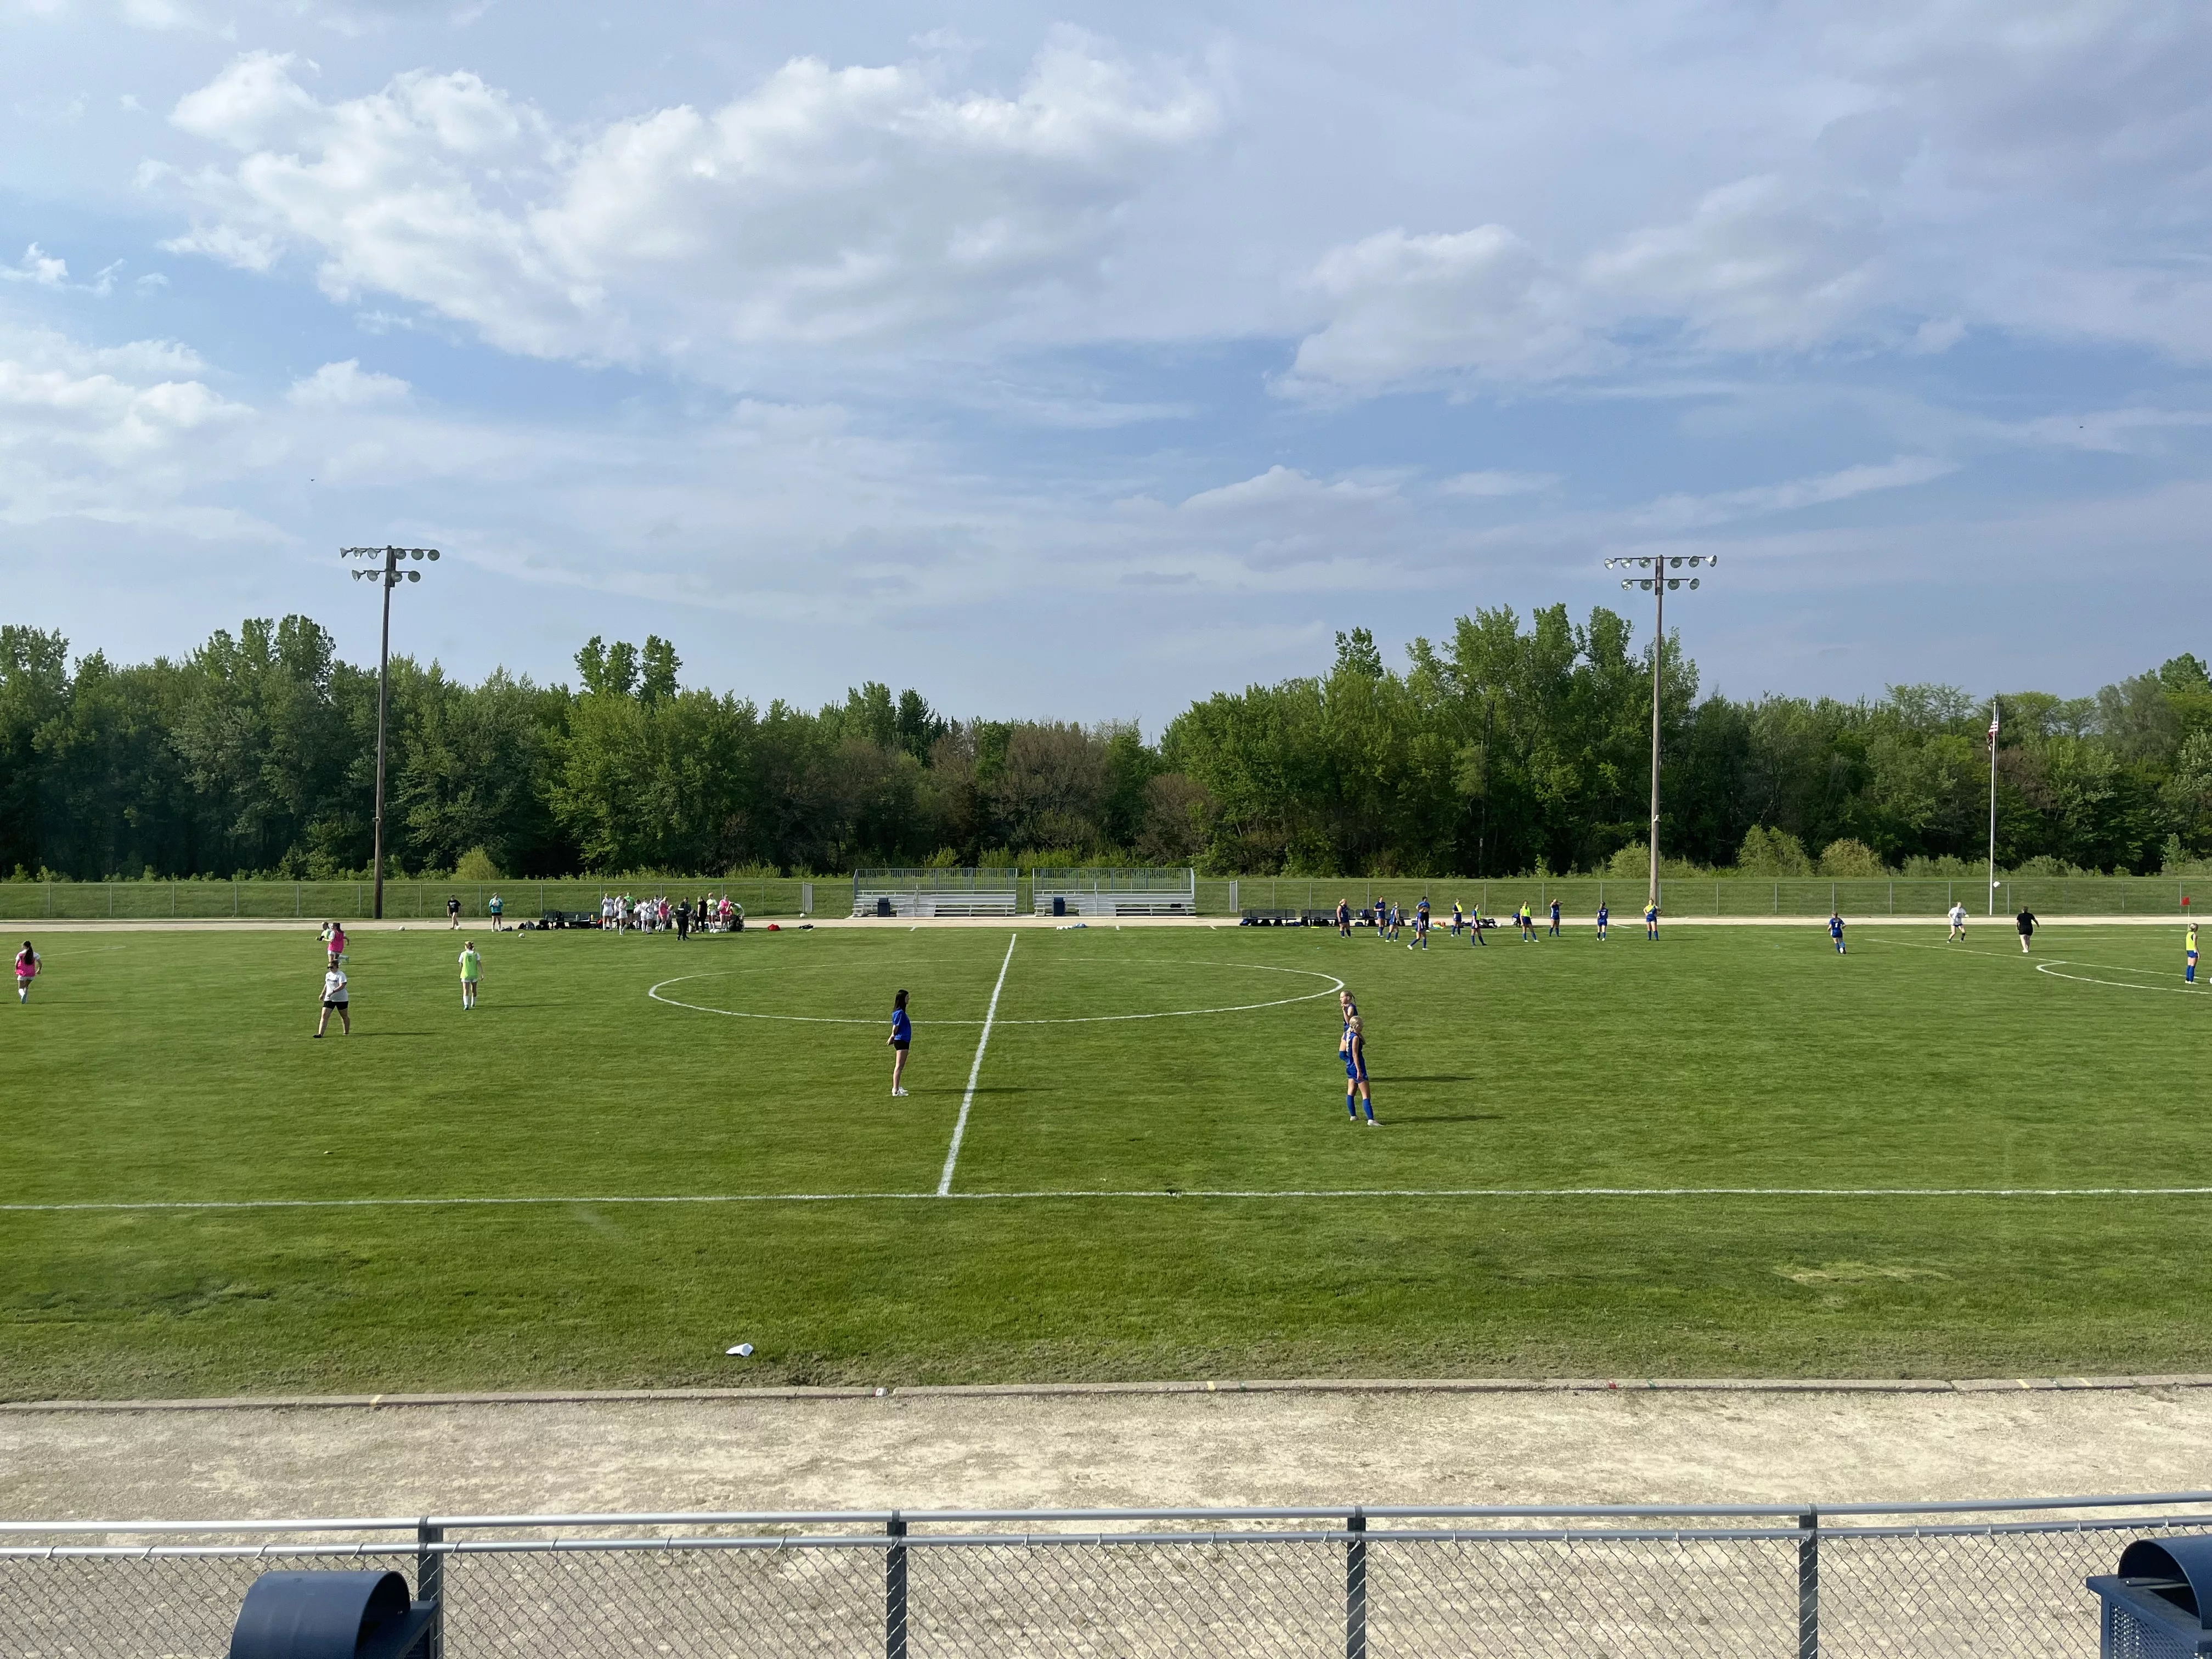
[538,910,601,929]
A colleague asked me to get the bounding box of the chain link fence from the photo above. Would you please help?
[3,1495,2207,1658]
[5,873,2208,925]
[1210,875,2212,921]
[0,878,815,924]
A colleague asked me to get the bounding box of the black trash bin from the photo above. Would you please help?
[2087,1536,2212,1657]
[230,1570,436,1659]
[877,896,893,917]
[1052,895,1066,917]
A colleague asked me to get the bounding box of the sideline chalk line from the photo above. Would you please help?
[646,960,1343,1027]
[13,1186,2212,1215]
[938,933,1016,1195]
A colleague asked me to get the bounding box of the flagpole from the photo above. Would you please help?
[1987,697,2000,917]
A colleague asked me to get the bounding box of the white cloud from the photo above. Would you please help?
[155,35,1220,371]
[170,50,325,149]
[1282,1,2212,393]
[1288,174,1883,393]
[1440,470,1559,498]
[0,324,247,531]
[2005,407,2212,454]
[1628,456,1957,533]
[287,358,410,405]
[123,0,201,29]
[2,244,71,287]
[3,244,128,296]
[1582,174,1878,353]
[1285,226,1590,390]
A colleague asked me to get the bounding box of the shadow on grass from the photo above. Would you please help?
[1373,1113,1505,1125]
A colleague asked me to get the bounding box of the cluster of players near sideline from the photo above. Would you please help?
[1332,894,1658,946]
[1326,893,2079,958]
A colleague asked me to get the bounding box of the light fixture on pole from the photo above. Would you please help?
[1604,554,1716,916]
[341,545,440,921]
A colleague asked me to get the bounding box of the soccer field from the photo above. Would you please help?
[4,917,2209,1397]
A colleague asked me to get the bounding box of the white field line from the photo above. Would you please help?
[1867,935,2207,991]
[2037,962,2209,995]
[938,934,1017,1197]
[12,1187,2212,1215]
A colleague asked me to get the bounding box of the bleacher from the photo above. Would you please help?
[852,868,1020,918]
[1032,867,1197,918]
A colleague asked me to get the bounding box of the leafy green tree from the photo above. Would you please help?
[0,627,71,874]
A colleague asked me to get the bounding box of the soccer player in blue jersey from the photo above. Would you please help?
[1338,990,1376,1126]
[1336,898,1352,938]
[887,989,912,1096]
[1644,899,1660,940]
[1596,901,1609,940]
[1548,898,1561,938]
[1449,900,1464,938]
[1413,896,1430,951]
[1828,910,1847,955]
[1469,902,1487,945]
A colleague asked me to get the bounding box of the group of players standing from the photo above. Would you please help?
[1331,893,1662,947]
[1325,891,1664,1129]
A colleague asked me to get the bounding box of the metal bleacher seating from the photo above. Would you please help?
[851,869,1020,918]
[1032,868,1197,918]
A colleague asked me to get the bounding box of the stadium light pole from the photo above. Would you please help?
[342,545,441,920]
[1987,696,2001,917]
[1604,554,1716,915]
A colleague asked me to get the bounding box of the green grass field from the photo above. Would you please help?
[5,916,2210,1397]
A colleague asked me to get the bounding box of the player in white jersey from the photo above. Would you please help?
[315,963,351,1037]
[1947,902,1967,942]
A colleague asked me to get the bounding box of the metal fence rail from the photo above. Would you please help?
[0,878,815,923]
[3,1494,2207,1658]
[1211,874,2212,920]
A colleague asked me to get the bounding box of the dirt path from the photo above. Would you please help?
[7,1386,2211,1519]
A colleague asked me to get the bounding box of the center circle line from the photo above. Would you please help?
[647,958,1347,1026]
[2034,960,2205,996]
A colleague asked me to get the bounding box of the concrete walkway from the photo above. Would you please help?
[8,1381,2212,1519]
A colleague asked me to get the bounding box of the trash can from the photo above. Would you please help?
[2087,1536,2212,1657]
[230,1570,436,1659]
[877,896,893,917]
[1052,895,1066,917]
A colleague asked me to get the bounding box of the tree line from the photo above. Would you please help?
[2,607,2208,882]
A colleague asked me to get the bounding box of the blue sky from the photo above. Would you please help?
[3,0,2208,726]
